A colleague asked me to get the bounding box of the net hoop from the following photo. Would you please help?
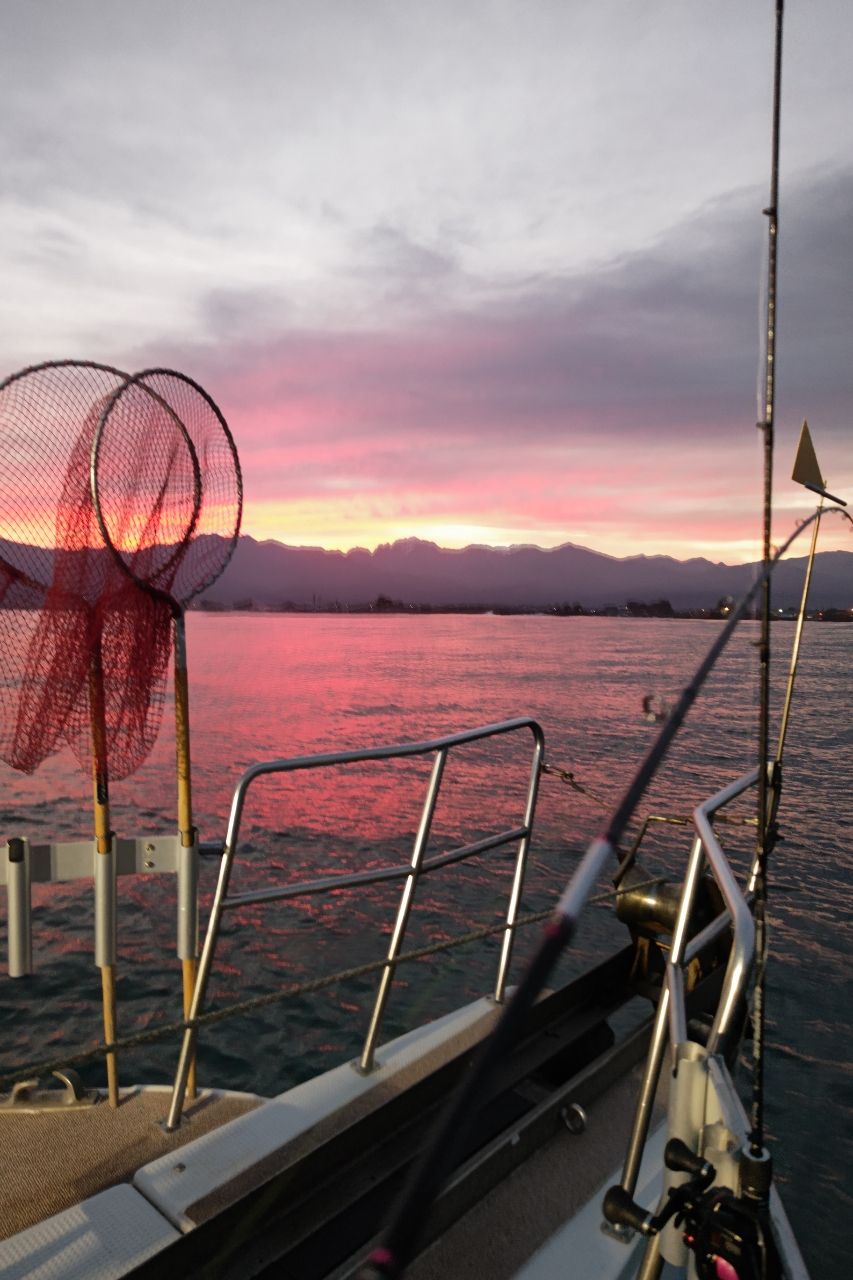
[0,359,174,777]
[91,368,243,605]
[0,358,242,778]
[0,359,129,592]
[90,375,202,610]
[0,357,127,397]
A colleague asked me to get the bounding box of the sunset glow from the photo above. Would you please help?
[1,3,851,567]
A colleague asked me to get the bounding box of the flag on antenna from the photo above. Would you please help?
[791,420,847,506]
[792,421,823,489]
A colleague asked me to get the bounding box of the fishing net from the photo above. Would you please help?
[92,369,242,606]
[89,368,242,783]
[0,361,241,781]
[0,361,129,772]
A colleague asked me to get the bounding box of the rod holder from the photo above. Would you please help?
[94,842,117,969]
[7,838,32,977]
[177,839,199,961]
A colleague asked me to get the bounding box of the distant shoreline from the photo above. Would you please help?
[193,601,853,622]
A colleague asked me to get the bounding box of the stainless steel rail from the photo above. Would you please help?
[166,718,545,1130]
[696,771,757,1053]
[616,766,758,1199]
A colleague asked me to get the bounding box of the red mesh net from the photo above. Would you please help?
[0,362,127,772]
[93,369,242,605]
[0,361,241,779]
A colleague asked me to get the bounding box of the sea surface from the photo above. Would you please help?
[1,614,851,1275]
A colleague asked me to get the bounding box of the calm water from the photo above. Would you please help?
[1,614,851,1274]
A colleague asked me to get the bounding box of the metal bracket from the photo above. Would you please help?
[0,835,183,887]
[600,1218,635,1245]
[1,1068,99,1113]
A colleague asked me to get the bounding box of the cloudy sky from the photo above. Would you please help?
[2,0,851,563]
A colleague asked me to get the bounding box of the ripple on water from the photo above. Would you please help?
[0,615,850,1275]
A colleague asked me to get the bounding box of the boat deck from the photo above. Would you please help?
[1,948,683,1279]
[0,1087,259,1241]
[406,1064,660,1280]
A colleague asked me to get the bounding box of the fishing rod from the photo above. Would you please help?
[745,0,848,1200]
[357,2,839,1272]
[358,502,829,1280]
[748,0,783,1173]
[356,2,853,1271]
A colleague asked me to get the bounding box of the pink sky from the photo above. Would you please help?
[171,172,853,566]
[1,2,851,566]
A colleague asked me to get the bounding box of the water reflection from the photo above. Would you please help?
[0,614,850,1273]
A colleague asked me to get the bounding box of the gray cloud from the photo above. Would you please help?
[3,2,850,549]
[357,225,458,281]
[5,0,853,374]
[170,167,851,460]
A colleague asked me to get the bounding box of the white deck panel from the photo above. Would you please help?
[514,1124,668,1279]
[0,1184,179,1280]
[135,995,498,1231]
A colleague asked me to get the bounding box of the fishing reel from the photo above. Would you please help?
[683,1186,770,1280]
[603,1140,778,1280]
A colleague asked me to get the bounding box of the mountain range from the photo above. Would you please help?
[2,534,848,611]
[200,536,853,611]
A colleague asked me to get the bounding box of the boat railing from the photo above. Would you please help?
[614,765,758,1205]
[165,716,546,1129]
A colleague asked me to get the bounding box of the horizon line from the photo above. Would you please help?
[243,531,835,570]
[2,528,846,570]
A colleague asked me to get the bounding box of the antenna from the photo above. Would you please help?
[774,423,849,774]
